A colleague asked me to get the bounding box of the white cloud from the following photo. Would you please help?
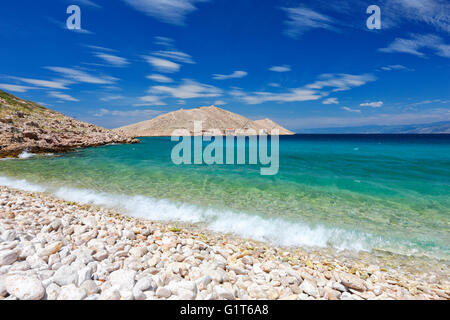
[133,95,167,106]
[100,95,125,102]
[360,101,383,108]
[143,56,181,73]
[269,65,291,72]
[212,71,247,80]
[94,53,130,67]
[380,64,408,71]
[306,73,376,92]
[121,0,207,25]
[146,74,173,83]
[152,50,195,64]
[94,108,162,118]
[83,45,117,52]
[408,99,450,107]
[322,97,339,104]
[154,36,175,47]
[268,83,281,87]
[342,107,361,113]
[380,34,450,58]
[47,17,94,35]
[150,79,222,99]
[9,77,70,90]
[49,91,79,102]
[241,89,321,105]
[46,67,118,84]
[0,84,34,93]
[214,100,226,105]
[282,6,338,38]
[236,73,375,105]
[384,0,450,34]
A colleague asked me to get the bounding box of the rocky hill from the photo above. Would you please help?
[0,90,138,158]
[115,105,294,137]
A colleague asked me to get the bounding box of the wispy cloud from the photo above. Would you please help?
[214,100,227,105]
[94,53,130,67]
[121,0,207,25]
[212,71,247,80]
[154,36,175,47]
[9,77,71,90]
[408,99,450,107]
[99,95,125,102]
[150,79,222,99]
[380,34,450,58]
[322,97,339,104]
[380,64,410,71]
[269,65,291,72]
[146,74,173,83]
[306,73,376,92]
[94,108,162,118]
[360,101,383,108]
[47,17,93,35]
[383,0,450,34]
[133,95,167,106]
[49,91,79,102]
[46,67,119,84]
[236,73,375,105]
[0,84,34,93]
[152,50,195,64]
[240,89,321,105]
[282,6,338,38]
[143,56,181,73]
[342,106,361,113]
[83,45,117,52]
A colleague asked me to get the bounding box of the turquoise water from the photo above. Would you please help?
[1,135,449,260]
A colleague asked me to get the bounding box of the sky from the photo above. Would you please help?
[0,0,449,131]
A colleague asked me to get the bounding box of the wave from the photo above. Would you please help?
[0,175,444,260]
[0,175,384,252]
[18,151,35,159]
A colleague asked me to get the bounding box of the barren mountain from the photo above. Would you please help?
[253,118,295,135]
[0,90,138,158]
[115,105,294,137]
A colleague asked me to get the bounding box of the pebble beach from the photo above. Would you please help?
[0,185,448,300]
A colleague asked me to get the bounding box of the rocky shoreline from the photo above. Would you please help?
[0,90,139,158]
[0,185,448,300]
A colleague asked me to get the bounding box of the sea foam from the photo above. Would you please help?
[0,175,379,252]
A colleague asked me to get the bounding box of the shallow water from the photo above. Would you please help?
[0,134,449,262]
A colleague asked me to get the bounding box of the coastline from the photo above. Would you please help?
[0,185,448,300]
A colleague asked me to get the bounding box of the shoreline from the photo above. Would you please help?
[1,185,448,300]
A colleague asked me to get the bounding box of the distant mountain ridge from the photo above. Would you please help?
[297,121,450,134]
[115,105,294,137]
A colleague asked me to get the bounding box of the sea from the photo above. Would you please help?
[1,134,449,265]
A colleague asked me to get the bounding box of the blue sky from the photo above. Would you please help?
[0,0,449,130]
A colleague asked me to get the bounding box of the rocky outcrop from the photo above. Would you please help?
[115,105,295,137]
[0,90,139,158]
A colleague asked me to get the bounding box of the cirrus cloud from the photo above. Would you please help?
[150,79,222,99]
[360,101,383,108]
[212,71,248,80]
[121,0,208,26]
